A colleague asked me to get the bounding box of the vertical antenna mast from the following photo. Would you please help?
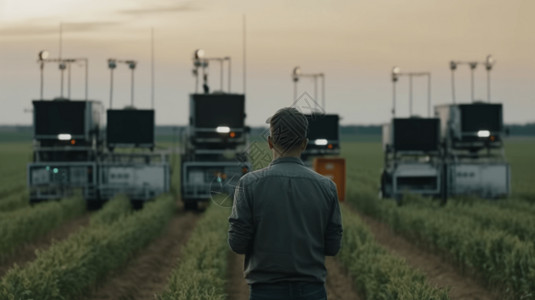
[59,22,64,97]
[59,22,63,59]
[242,14,246,95]
[151,27,155,109]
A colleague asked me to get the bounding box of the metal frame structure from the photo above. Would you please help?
[180,49,251,209]
[382,66,441,200]
[38,50,88,100]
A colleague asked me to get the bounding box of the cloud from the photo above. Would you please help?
[118,2,199,15]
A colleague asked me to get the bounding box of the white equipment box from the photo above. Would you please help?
[448,162,510,198]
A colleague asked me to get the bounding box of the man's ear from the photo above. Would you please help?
[301,138,309,151]
[268,136,274,150]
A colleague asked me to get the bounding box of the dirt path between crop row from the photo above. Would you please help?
[226,252,361,300]
[85,207,200,300]
[353,207,499,300]
[0,213,91,278]
[325,257,362,300]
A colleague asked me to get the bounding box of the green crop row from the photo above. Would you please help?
[0,191,28,212]
[339,206,449,300]
[0,195,175,300]
[0,194,85,262]
[348,189,535,299]
[0,180,25,199]
[158,204,229,300]
[438,200,535,244]
[90,194,132,225]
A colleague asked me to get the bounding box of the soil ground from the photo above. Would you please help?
[84,207,200,300]
[0,213,91,278]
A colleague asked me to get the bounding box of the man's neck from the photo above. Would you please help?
[272,149,302,161]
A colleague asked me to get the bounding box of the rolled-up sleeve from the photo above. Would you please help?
[324,182,343,256]
[228,177,254,254]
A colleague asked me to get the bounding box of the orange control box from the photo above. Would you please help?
[313,157,346,202]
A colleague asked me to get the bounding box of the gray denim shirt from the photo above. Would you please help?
[228,157,343,285]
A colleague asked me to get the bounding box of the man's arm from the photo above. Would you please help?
[228,178,254,254]
[324,182,343,256]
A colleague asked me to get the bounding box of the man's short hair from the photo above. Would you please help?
[268,107,308,152]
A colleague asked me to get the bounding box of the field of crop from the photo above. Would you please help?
[0,138,534,300]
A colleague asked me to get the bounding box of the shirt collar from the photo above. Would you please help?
[269,156,305,166]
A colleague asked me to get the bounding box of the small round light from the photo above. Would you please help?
[449,61,457,71]
[485,55,495,70]
[216,126,230,133]
[128,61,136,69]
[194,49,205,59]
[293,66,301,76]
[39,50,49,60]
[391,66,400,82]
[59,62,67,70]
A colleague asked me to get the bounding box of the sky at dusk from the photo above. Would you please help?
[0,0,534,126]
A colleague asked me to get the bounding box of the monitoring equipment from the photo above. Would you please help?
[447,162,510,198]
[436,103,510,199]
[106,109,155,149]
[28,99,103,202]
[381,57,510,201]
[381,118,442,199]
[33,99,102,148]
[438,55,509,199]
[101,57,169,203]
[181,50,251,209]
[28,53,170,206]
[303,113,340,157]
[383,118,440,153]
[381,66,441,200]
[98,152,170,201]
[435,103,503,151]
[291,67,341,162]
[188,94,246,147]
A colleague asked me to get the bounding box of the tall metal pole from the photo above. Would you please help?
[60,65,64,97]
[427,73,431,117]
[219,59,223,91]
[314,76,318,103]
[40,62,44,99]
[392,81,396,117]
[242,14,246,95]
[321,74,325,110]
[487,69,491,102]
[409,74,413,116]
[84,59,88,100]
[59,23,63,98]
[469,62,477,102]
[151,27,155,108]
[67,63,71,99]
[195,69,199,94]
[451,69,456,103]
[59,23,63,59]
[470,67,475,102]
[109,68,114,109]
[131,68,135,107]
[293,81,297,101]
[228,58,231,93]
